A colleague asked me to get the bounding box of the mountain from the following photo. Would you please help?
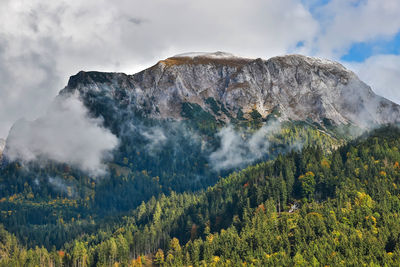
[1,53,400,265]
[62,52,400,129]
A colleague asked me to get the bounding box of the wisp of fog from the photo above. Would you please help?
[4,94,118,176]
[209,121,281,171]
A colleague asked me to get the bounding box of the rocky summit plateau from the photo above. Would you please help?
[62,51,400,129]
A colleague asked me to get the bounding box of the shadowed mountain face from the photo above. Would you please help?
[62,52,400,129]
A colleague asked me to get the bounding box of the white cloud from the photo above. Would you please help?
[1,0,400,142]
[141,127,167,155]
[210,122,281,171]
[0,0,318,137]
[4,94,118,176]
[48,176,76,198]
[312,0,400,58]
[304,0,400,105]
[347,55,400,104]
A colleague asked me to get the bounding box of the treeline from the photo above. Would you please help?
[1,126,399,266]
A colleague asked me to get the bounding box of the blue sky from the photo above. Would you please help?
[298,0,400,106]
[302,0,331,14]
[341,31,400,62]
[303,0,400,62]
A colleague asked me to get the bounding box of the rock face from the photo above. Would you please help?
[61,52,400,128]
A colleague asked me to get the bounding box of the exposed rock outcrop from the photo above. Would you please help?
[61,52,400,128]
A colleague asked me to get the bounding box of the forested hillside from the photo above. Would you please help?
[1,125,400,266]
[0,112,344,251]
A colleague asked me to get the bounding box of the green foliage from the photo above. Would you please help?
[204,97,221,115]
[67,125,400,266]
[154,248,165,266]
[250,109,263,128]
[181,102,219,135]
[3,113,400,265]
[250,109,262,120]
[0,114,343,251]
[236,108,245,121]
[299,171,316,200]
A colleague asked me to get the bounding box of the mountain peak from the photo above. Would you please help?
[271,54,347,67]
[157,51,253,68]
[63,53,400,129]
[169,52,346,69]
[173,51,242,59]
[268,54,351,75]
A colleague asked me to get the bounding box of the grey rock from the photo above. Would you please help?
[61,52,400,128]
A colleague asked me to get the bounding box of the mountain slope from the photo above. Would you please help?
[65,126,400,266]
[2,126,399,266]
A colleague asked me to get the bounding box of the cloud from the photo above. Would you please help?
[0,139,5,158]
[311,0,400,58]
[1,0,399,142]
[48,176,76,198]
[303,0,400,105]
[4,94,118,176]
[141,127,168,154]
[0,0,318,137]
[209,122,281,171]
[127,17,147,26]
[347,55,400,104]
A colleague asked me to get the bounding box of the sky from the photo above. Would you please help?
[0,0,400,138]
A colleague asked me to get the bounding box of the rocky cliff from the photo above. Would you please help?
[62,52,400,129]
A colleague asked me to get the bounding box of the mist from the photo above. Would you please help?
[4,94,119,176]
[141,127,168,155]
[209,121,281,171]
[0,139,5,152]
[48,176,76,198]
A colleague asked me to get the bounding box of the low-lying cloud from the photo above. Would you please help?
[209,121,281,171]
[48,176,76,198]
[4,94,118,176]
[348,55,400,105]
[141,127,168,154]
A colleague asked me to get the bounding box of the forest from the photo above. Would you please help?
[0,102,344,252]
[1,125,400,266]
